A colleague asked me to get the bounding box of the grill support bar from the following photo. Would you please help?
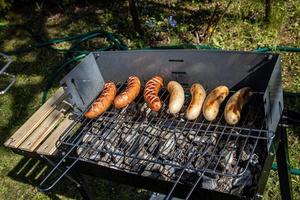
[276,123,293,200]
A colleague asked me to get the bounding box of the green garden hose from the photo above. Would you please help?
[255,46,300,53]
[272,163,300,175]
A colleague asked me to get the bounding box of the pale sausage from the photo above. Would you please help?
[167,81,185,114]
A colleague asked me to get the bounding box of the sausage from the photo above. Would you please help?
[167,81,185,114]
[186,83,206,120]
[224,87,252,125]
[84,81,117,119]
[203,86,229,121]
[144,75,164,112]
[114,76,141,109]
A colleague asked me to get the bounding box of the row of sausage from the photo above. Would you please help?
[84,75,252,125]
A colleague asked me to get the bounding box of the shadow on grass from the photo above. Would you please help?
[7,156,150,200]
[7,156,81,199]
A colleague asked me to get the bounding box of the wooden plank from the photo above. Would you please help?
[18,109,65,152]
[4,88,65,148]
[36,114,75,155]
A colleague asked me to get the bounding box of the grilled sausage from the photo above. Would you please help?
[114,76,141,109]
[167,81,185,114]
[84,81,117,119]
[224,87,252,125]
[144,75,164,112]
[186,83,206,120]
[203,86,229,121]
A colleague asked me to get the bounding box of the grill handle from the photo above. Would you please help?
[39,143,81,192]
[0,52,16,95]
[39,156,80,192]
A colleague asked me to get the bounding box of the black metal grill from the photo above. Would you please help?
[47,81,275,198]
[39,50,287,200]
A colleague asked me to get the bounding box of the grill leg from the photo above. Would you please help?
[276,125,293,200]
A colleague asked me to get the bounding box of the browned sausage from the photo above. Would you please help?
[84,81,117,119]
[144,75,164,112]
[114,76,141,109]
[224,87,252,125]
[203,86,229,121]
[186,83,206,120]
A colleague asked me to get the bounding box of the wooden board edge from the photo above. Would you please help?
[4,87,65,148]
[36,113,75,155]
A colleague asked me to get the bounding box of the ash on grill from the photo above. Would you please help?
[75,87,269,196]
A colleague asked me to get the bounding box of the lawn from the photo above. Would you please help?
[0,0,299,199]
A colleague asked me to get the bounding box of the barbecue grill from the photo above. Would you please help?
[5,50,293,200]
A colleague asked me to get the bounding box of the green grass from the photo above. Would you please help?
[0,0,300,199]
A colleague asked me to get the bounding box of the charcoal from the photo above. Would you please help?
[217,177,233,192]
[176,169,199,184]
[250,154,259,165]
[120,132,138,149]
[139,135,151,148]
[232,169,252,187]
[173,149,186,164]
[130,148,153,170]
[76,146,85,155]
[110,149,124,165]
[192,136,203,144]
[145,162,162,171]
[139,103,152,117]
[124,157,134,166]
[89,149,101,161]
[160,165,176,181]
[104,125,121,143]
[203,145,215,156]
[187,131,196,141]
[224,151,236,166]
[240,143,254,161]
[82,133,96,144]
[201,175,218,190]
[91,121,101,128]
[175,133,185,145]
[145,138,159,155]
[227,140,238,150]
[199,135,213,144]
[192,156,206,169]
[97,159,110,167]
[141,163,162,179]
[159,134,176,159]
[91,127,100,134]
[145,126,155,134]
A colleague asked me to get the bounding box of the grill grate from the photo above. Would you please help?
[55,81,275,197]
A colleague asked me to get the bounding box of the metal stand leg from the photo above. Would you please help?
[40,156,95,200]
[276,125,293,200]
